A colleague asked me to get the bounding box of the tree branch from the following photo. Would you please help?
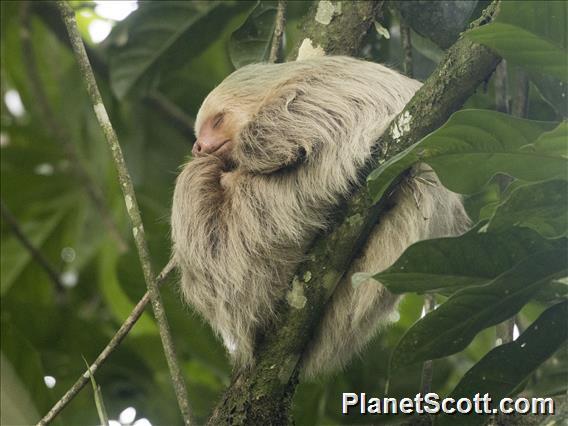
[56,2,192,424]
[268,0,287,63]
[494,60,509,113]
[0,199,64,294]
[511,70,529,118]
[290,0,384,60]
[208,1,501,423]
[37,260,176,426]
[400,19,414,78]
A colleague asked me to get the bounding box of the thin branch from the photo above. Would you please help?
[494,59,509,113]
[495,67,527,349]
[268,0,287,63]
[496,317,516,346]
[37,260,176,426]
[19,2,128,252]
[400,19,413,78]
[419,295,436,395]
[56,2,192,425]
[0,199,64,293]
[144,91,195,139]
[495,67,529,346]
[511,70,529,118]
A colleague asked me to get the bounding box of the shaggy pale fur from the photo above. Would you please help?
[171,57,470,378]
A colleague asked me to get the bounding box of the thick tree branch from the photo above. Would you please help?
[0,199,64,294]
[56,2,192,425]
[20,1,128,252]
[209,1,501,424]
[37,260,175,426]
[289,0,384,60]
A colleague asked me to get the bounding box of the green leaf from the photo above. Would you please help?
[367,110,560,203]
[389,247,567,371]
[529,121,568,158]
[229,1,278,69]
[467,23,568,82]
[531,74,568,118]
[466,1,568,81]
[108,1,250,99]
[373,227,561,294]
[496,1,567,51]
[437,302,568,426]
[1,210,65,295]
[487,179,568,238]
[1,322,51,419]
[0,353,40,425]
[98,241,157,337]
[463,182,502,224]
[535,277,568,304]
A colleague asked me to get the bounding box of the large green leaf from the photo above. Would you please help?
[108,1,250,99]
[389,247,567,371]
[437,302,568,426]
[487,179,568,238]
[467,23,567,82]
[466,1,567,81]
[495,1,567,51]
[367,110,561,203]
[373,228,561,294]
[229,1,278,69]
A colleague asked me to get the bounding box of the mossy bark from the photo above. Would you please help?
[208,2,501,424]
[288,0,383,59]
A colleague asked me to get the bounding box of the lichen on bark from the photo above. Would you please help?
[289,0,383,59]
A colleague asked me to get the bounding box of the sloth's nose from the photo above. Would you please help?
[192,141,203,156]
[192,137,231,157]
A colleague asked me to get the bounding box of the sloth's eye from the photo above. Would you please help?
[213,113,225,129]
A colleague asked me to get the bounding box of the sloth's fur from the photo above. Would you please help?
[171,57,470,378]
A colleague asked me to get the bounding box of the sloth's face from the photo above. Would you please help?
[192,111,234,159]
[192,104,255,168]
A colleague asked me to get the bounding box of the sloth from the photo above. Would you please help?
[171,56,469,378]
